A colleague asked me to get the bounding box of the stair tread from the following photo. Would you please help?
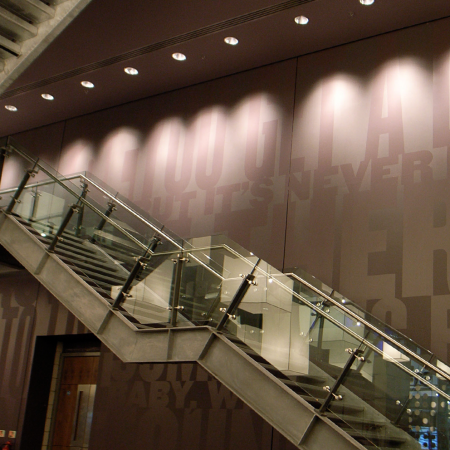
[0,0,55,24]
[342,428,407,443]
[323,412,389,427]
[59,255,125,278]
[69,265,127,285]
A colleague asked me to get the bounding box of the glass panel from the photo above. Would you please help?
[288,271,436,366]
[77,172,187,252]
[114,251,179,326]
[176,246,259,326]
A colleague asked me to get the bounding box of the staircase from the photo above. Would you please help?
[1,136,449,450]
[0,0,92,93]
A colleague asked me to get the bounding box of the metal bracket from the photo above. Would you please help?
[172,256,190,264]
[239,273,258,286]
[345,347,365,362]
[323,386,343,401]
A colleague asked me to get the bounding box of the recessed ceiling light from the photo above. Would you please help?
[41,93,54,101]
[5,105,17,112]
[172,52,186,61]
[224,37,239,46]
[294,15,309,25]
[124,67,139,75]
[360,0,374,5]
[294,16,309,25]
[81,81,94,88]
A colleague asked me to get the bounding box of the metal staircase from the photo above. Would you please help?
[1,136,450,450]
[0,0,91,92]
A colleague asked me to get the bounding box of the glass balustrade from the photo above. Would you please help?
[2,136,450,449]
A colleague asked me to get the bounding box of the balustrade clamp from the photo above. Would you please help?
[112,235,162,309]
[322,386,343,401]
[345,347,365,362]
[5,161,39,214]
[216,259,261,332]
[47,204,81,253]
[218,307,237,320]
[318,347,365,414]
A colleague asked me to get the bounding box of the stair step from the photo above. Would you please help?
[305,397,365,415]
[0,5,38,41]
[323,412,388,428]
[52,246,109,265]
[0,33,20,58]
[0,0,55,24]
[282,372,327,386]
[37,234,100,256]
[69,265,127,286]
[59,255,125,279]
[79,275,117,291]
[343,428,407,445]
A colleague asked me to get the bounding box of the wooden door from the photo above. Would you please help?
[51,356,99,450]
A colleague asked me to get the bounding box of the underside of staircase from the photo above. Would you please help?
[0,211,369,450]
[0,0,92,93]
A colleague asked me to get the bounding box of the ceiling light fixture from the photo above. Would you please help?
[172,52,186,61]
[294,15,309,25]
[224,37,239,46]
[124,67,139,75]
[41,93,54,101]
[5,105,17,112]
[360,0,374,5]
[81,81,94,88]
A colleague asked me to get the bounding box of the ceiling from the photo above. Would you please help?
[0,0,449,138]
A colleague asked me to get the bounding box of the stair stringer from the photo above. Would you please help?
[0,211,366,450]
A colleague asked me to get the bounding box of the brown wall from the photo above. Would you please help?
[0,273,296,450]
[0,271,89,448]
[90,350,296,450]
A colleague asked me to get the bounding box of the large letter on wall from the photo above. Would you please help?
[403,180,450,297]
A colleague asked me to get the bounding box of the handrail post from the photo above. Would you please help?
[47,203,81,252]
[318,347,365,414]
[112,235,161,309]
[5,161,39,214]
[74,181,89,237]
[168,252,190,326]
[89,200,116,243]
[216,259,260,332]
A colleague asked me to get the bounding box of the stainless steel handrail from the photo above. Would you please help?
[284,271,450,383]
[78,174,185,251]
[269,275,450,401]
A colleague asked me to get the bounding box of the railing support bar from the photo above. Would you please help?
[168,252,189,327]
[75,182,89,237]
[216,259,261,332]
[89,200,116,243]
[5,161,39,214]
[318,347,365,414]
[47,204,80,253]
[112,235,161,309]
